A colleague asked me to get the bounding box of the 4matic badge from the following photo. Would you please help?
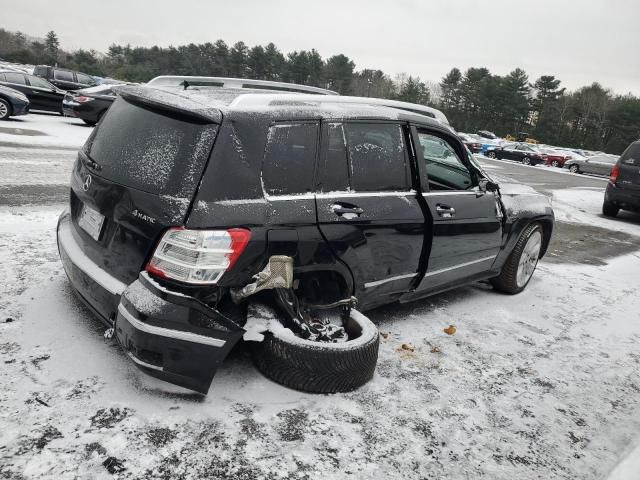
[131,209,156,224]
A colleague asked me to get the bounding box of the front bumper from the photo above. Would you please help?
[10,99,29,116]
[57,211,244,393]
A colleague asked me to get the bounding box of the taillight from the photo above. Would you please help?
[75,96,94,103]
[145,228,251,284]
[609,164,620,184]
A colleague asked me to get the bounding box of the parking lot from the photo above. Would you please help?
[1,114,640,479]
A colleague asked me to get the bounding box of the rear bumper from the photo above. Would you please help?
[57,211,244,393]
[606,183,640,211]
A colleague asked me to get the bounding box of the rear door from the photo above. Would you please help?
[410,127,502,294]
[26,75,62,111]
[315,121,426,309]
[618,143,640,191]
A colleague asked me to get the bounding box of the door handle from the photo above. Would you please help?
[435,204,456,218]
[331,203,364,217]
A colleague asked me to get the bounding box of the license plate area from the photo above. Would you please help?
[78,204,105,241]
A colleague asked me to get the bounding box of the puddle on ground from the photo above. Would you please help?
[0,126,47,136]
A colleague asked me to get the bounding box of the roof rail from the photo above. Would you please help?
[228,94,450,125]
[146,76,339,96]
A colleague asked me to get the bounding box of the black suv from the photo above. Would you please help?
[33,65,97,91]
[603,140,640,217]
[57,85,554,393]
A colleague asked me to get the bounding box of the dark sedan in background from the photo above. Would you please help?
[62,84,123,125]
[0,84,30,120]
[0,70,66,113]
[485,142,547,165]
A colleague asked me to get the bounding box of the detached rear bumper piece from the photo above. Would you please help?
[57,211,244,394]
[115,273,244,393]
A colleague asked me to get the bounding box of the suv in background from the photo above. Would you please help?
[33,65,97,91]
[56,84,554,394]
[603,140,640,217]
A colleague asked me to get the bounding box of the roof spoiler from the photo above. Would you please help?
[147,76,339,96]
[112,85,222,123]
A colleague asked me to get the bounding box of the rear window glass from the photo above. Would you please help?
[621,144,640,165]
[262,123,318,196]
[77,73,94,85]
[54,70,74,82]
[344,123,409,192]
[86,98,217,196]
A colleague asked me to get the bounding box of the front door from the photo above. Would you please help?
[27,75,61,112]
[315,121,426,309]
[411,127,503,294]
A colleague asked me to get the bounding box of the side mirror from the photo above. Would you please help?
[479,178,499,193]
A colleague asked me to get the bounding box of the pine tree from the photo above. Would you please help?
[45,30,60,59]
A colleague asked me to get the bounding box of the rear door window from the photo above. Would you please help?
[343,123,409,191]
[3,73,26,85]
[27,76,53,89]
[77,73,94,85]
[86,98,217,196]
[54,70,74,82]
[262,122,319,196]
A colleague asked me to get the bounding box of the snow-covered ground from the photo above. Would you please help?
[1,115,640,479]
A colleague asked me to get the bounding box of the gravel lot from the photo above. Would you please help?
[1,115,640,479]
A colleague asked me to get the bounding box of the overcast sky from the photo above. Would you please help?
[4,0,640,94]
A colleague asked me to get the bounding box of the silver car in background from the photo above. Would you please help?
[564,153,618,176]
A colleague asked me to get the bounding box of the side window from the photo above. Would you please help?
[3,73,26,85]
[344,123,409,192]
[417,131,473,190]
[620,144,640,165]
[262,123,318,196]
[53,70,74,82]
[77,73,94,85]
[27,76,52,89]
[319,123,350,192]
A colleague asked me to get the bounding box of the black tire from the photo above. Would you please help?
[251,310,380,393]
[83,119,97,126]
[491,223,543,295]
[522,156,531,165]
[569,164,580,174]
[487,151,497,158]
[0,98,11,120]
[602,201,619,217]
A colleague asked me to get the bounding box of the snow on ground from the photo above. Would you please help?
[551,187,640,237]
[1,203,640,479]
[0,114,91,149]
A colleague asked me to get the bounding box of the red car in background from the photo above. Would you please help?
[458,133,483,153]
[535,146,572,167]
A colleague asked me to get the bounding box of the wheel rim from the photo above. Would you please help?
[523,157,531,165]
[489,152,496,158]
[516,230,542,288]
[570,165,578,173]
[552,160,559,167]
[0,102,8,118]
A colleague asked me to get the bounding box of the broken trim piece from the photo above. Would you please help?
[117,304,227,348]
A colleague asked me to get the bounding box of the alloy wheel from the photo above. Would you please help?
[516,230,542,288]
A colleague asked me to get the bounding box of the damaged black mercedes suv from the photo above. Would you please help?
[57,83,554,394]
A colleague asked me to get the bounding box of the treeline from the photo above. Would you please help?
[1,28,639,153]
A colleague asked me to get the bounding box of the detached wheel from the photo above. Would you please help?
[491,223,543,294]
[487,151,497,158]
[569,164,580,174]
[251,309,380,393]
[0,99,11,120]
[602,201,619,217]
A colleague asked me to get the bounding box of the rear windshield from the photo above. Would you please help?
[85,98,217,196]
[620,143,640,166]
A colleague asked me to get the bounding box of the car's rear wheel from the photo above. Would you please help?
[0,99,11,120]
[250,306,380,393]
[551,160,560,167]
[602,200,619,217]
[569,164,580,174]
[522,156,531,165]
[487,151,497,159]
[491,223,543,294]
